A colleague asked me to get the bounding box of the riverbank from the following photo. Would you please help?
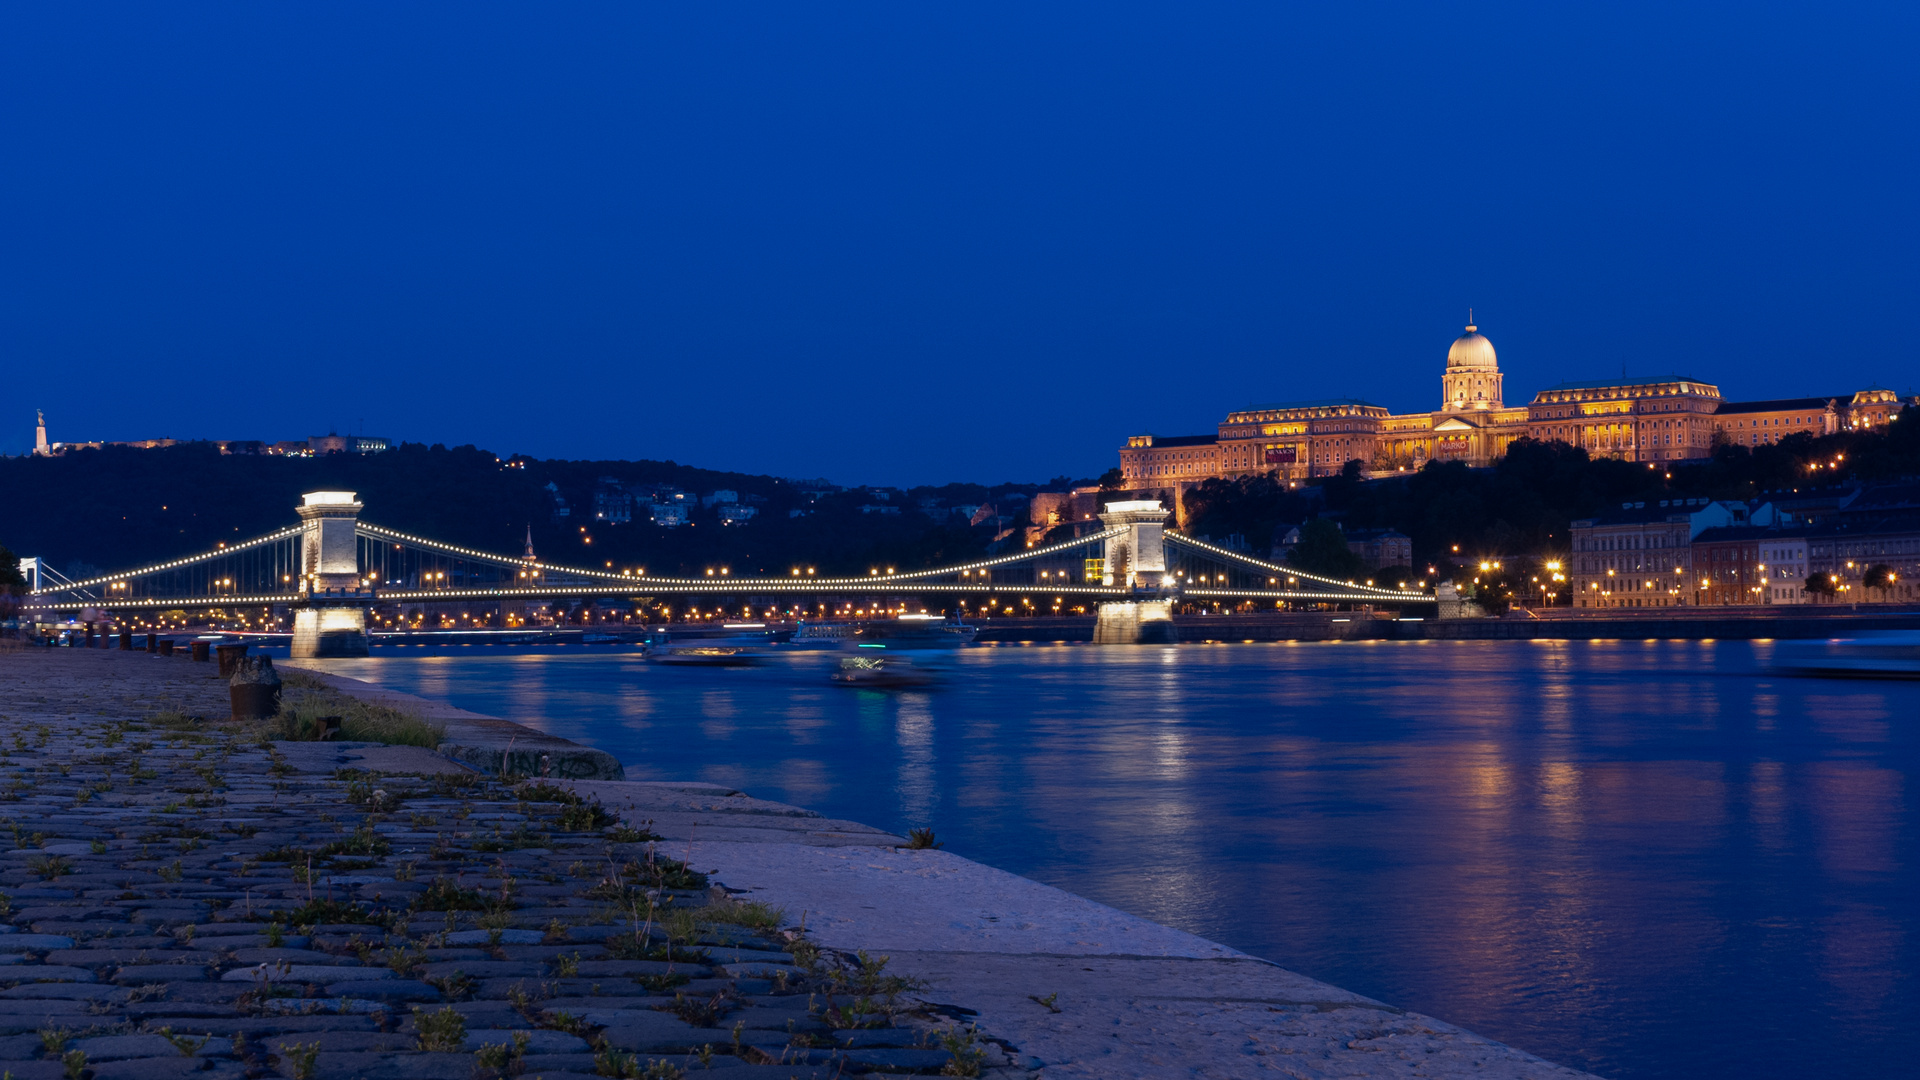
[0,646,1600,1078]
[287,658,1602,1078]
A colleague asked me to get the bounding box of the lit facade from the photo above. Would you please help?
[1117,324,1913,486]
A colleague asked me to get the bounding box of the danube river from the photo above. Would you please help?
[302,639,1917,1079]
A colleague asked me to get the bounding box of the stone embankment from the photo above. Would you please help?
[971,607,1920,643]
[0,647,1598,1079]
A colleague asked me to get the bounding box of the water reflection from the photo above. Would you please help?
[307,640,1919,1080]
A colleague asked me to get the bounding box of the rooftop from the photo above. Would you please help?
[1714,396,1840,414]
[1237,398,1387,413]
[1539,376,1717,393]
[1131,433,1218,448]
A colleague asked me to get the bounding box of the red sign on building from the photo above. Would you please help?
[1264,445,1297,464]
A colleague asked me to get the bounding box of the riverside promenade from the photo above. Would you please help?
[0,647,1597,1080]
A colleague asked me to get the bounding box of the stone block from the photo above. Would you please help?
[72,1033,178,1061]
[591,1011,704,1052]
[326,980,441,1001]
[0,935,77,951]
[843,1047,953,1070]
[88,1058,214,1080]
[221,965,386,984]
[115,965,211,983]
[296,1051,471,1080]
[6,966,94,983]
[417,961,540,979]
[442,929,542,946]
[461,1029,589,1054]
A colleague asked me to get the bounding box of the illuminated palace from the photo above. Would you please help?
[1120,322,1908,488]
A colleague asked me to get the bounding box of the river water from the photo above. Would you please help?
[300,639,1918,1079]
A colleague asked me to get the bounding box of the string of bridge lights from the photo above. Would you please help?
[1186,587,1437,604]
[34,526,308,595]
[37,519,1412,608]
[1165,534,1411,596]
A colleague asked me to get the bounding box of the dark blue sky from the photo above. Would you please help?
[3,3,1915,486]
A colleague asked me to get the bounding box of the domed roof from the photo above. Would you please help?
[1446,324,1497,371]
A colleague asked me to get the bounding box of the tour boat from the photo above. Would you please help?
[829,652,939,688]
[791,615,978,651]
[1775,631,1920,679]
[643,629,769,666]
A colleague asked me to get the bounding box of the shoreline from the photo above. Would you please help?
[293,658,1603,1078]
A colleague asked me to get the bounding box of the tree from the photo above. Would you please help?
[1804,572,1840,602]
[1096,467,1124,490]
[0,544,22,595]
[1863,563,1897,600]
[1286,519,1365,580]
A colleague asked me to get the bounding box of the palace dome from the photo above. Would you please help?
[1446,325,1497,371]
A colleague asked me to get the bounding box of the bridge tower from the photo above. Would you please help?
[1094,499,1176,643]
[291,491,372,658]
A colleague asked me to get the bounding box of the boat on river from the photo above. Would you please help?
[829,652,939,688]
[790,615,978,650]
[1774,631,1920,679]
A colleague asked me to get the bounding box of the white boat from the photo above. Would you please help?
[791,615,978,651]
[1775,632,1920,679]
[829,653,939,688]
[644,634,766,666]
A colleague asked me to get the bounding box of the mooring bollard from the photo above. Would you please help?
[191,641,210,662]
[119,629,133,651]
[229,654,283,722]
[215,642,249,678]
[159,639,175,656]
[146,633,157,653]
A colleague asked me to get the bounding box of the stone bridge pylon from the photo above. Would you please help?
[1093,499,1177,643]
[292,491,372,657]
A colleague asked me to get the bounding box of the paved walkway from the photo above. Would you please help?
[0,648,1002,1079]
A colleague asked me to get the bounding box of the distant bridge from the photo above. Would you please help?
[24,491,1431,653]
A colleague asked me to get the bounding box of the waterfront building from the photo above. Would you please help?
[1691,526,1771,605]
[1568,499,1751,608]
[1759,534,1811,604]
[1117,323,1914,494]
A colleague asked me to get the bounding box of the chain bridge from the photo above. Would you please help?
[23,491,1432,655]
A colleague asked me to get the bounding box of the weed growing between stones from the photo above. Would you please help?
[412,1004,467,1051]
[907,827,944,850]
[281,1041,322,1080]
[940,1024,988,1077]
[698,897,785,931]
[474,1030,530,1078]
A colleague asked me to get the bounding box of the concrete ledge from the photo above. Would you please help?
[281,665,625,780]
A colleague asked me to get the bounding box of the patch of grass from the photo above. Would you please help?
[412,877,490,912]
[281,898,376,926]
[906,828,942,850]
[412,1005,467,1052]
[281,1041,321,1080]
[514,782,580,804]
[938,1025,987,1077]
[315,826,391,859]
[555,801,617,832]
[270,685,444,748]
[470,824,549,852]
[27,854,73,880]
[474,1031,530,1077]
[698,898,784,931]
[658,992,734,1028]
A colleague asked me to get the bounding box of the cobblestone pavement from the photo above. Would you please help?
[0,649,1021,1080]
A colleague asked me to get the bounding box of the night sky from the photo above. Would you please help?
[3,4,1915,486]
